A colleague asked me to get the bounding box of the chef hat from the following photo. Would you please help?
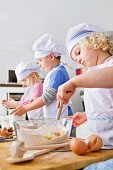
[66,23,105,56]
[32,34,66,59]
[15,62,40,81]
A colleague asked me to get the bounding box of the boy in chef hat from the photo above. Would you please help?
[11,34,73,119]
[2,61,43,120]
[57,23,113,148]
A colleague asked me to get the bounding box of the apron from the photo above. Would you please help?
[84,58,113,148]
[21,85,43,120]
[43,64,70,119]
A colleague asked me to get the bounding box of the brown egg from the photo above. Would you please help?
[70,138,88,155]
[86,134,103,152]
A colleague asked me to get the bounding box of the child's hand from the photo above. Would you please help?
[72,112,87,127]
[1,99,14,108]
[10,105,27,116]
[57,81,76,104]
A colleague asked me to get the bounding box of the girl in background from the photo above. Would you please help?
[1,61,43,119]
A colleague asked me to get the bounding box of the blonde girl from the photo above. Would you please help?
[58,23,113,148]
[2,62,43,119]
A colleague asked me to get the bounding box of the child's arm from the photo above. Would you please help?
[57,66,113,104]
[10,96,46,116]
[1,98,19,108]
[11,87,57,116]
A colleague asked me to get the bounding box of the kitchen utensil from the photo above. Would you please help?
[25,141,69,150]
[7,149,55,163]
[52,145,71,152]
[56,101,63,120]
[14,118,72,147]
[7,140,69,163]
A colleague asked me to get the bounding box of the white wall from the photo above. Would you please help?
[0,0,113,112]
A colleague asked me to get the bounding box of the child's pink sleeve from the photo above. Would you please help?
[19,98,33,105]
[34,81,43,97]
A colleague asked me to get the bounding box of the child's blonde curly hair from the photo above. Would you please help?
[18,72,41,85]
[28,72,41,85]
[79,32,113,55]
[33,72,40,82]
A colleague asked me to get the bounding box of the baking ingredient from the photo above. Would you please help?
[17,124,68,146]
[70,134,103,155]
[70,138,88,155]
[86,134,103,152]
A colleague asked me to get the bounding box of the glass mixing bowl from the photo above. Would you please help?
[14,118,72,147]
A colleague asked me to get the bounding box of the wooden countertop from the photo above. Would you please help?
[0,142,113,170]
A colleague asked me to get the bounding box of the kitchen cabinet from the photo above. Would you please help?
[0,84,25,128]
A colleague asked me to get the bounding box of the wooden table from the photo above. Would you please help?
[0,142,113,170]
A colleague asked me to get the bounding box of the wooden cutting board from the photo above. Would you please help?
[0,142,113,170]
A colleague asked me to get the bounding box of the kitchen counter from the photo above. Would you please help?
[0,142,113,170]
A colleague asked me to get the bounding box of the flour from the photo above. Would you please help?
[17,124,69,147]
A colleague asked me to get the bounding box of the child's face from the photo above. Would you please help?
[21,73,34,86]
[71,44,98,68]
[21,77,30,86]
[38,55,53,72]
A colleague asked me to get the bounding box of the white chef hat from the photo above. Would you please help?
[66,23,105,56]
[32,34,66,59]
[15,62,40,81]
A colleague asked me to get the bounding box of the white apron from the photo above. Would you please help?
[43,65,70,119]
[84,59,113,148]
[21,85,43,120]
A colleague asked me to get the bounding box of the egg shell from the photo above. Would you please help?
[86,134,103,152]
